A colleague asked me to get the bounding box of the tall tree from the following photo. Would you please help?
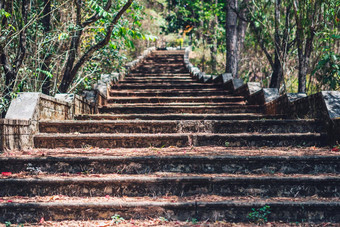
[225,0,239,77]
[209,0,219,74]
[244,0,293,89]
[293,0,322,93]
[40,0,52,95]
[0,0,28,115]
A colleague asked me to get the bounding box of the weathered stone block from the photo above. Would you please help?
[0,119,31,151]
[249,88,279,105]
[322,91,340,119]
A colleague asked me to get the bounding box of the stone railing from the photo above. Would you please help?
[184,46,340,145]
[0,47,156,151]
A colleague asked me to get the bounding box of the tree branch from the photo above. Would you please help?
[249,20,274,69]
[82,0,112,27]
[14,0,28,73]
[70,0,133,77]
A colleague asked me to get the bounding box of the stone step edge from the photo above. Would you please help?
[75,113,276,117]
[1,155,338,162]
[1,201,339,208]
[1,200,339,223]
[103,103,246,107]
[1,175,339,183]
[106,96,245,99]
[100,105,261,108]
[34,132,324,138]
[39,119,318,124]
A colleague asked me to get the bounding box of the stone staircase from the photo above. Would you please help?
[0,50,339,225]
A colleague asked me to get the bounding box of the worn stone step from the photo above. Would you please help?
[34,133,326,148]
[112,84,219,90]
[105,102,245,107]
[34,133,191,148]
[121,78,193,83]
[145,56,184,60]
[39,119,324,134]
[131,67,187,71]
[133,66,187,70]
[141,63,185,66]
[99,105,262,114]
[195,133,327,147]
[130,70,189,74]
[109,89,233,97]
[143,58,184,62]
[2,196,338,223]
[1,173,339,197]
[126,73,191,77]
[75,113,284,121]
[2,154,339,175]
[118,80,198,84]
[123,78,193,82]
[106,96,245,104]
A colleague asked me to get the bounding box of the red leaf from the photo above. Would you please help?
[332,147,339,152]
[1,172,12,176]
[39,217,45,224]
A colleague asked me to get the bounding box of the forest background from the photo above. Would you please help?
[0,0,339,116]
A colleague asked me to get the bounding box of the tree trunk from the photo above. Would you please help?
[293,0,317,93]
[41,0,52,95]
[226,0,239,77]
[0,0,28,117]
[237,0,249,53]
[269,0,283,89]
[209,0,218,74]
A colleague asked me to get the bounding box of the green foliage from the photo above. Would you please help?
[247,205,271,224]
[36,69,54,79]
[111,214,125,224]
[191,218,198,224]
[311,1,340,91]
[158,217,169,222]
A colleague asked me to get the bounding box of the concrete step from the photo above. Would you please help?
[2,154,339,175]
[141,63,185,66]
[2,196,339,223]
[109,89,233,97]
[106,96,245,104]
[123,77,193,81]
[126,73,191,77]
[133,66,187,70]
[34,133,326,148]
[39,119,324,134]
[130,69,189,74]
[1,173,339,197]
[112,84,219,90]
[118,80,198,84]
[99,105,262,114]
[105,102,246,107]
[75,113,285,121]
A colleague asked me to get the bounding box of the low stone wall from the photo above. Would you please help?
[0,119,31,151]
[184,46,340,145]
[55,94,94,116]
[331,119,340,144]
[1,93,93,151]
